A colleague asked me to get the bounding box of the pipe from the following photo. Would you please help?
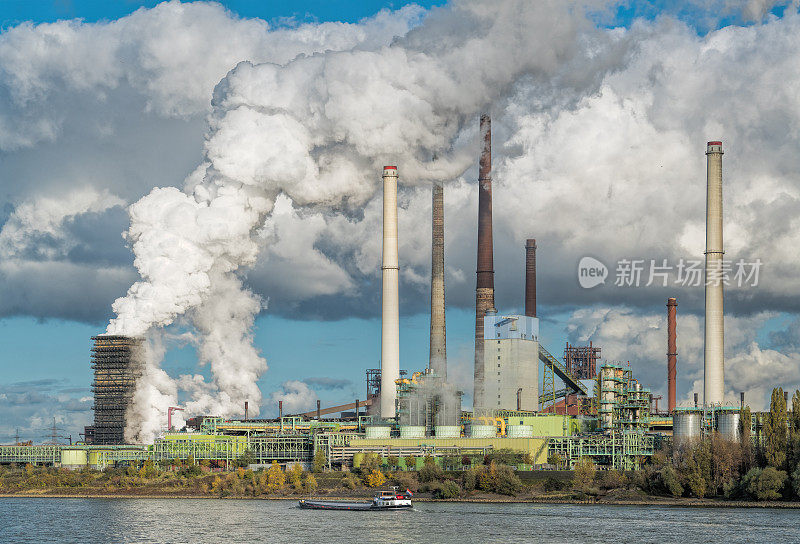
[474,114,494,411]
[429,182,447,380]
[525,239,537,318]
[667,297,677,413]
[380,165,400,418]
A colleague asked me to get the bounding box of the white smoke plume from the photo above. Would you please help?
[107,0,621,441]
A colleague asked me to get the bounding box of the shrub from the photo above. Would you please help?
[419,461,445,483]
[386,456,400,470]
[425,480,461,499]
[547,454,563,467]
[403,456,417,470]
[342,473,360,489]
[391,471,418,492]
[660,466,683,497]
[303,474,318,493]
[462,466,478,492]
[364,469,386,488]
[493,465,523,496]
[792,465,800,499]
[572,458,596,491]
[600,469,626,490]
[178,465,201,477]
[543,477,567,492]
[743,467,787,501]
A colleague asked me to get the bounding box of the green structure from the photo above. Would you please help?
[549,432,654,471]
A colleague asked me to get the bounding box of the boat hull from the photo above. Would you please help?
[298,499,412,511]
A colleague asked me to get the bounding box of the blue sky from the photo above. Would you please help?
[1,0,799,443]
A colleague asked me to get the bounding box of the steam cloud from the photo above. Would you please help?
[106,0,615,442]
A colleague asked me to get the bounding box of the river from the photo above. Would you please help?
[0,498,796,543]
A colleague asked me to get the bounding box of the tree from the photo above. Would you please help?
[788,391,800,473]
[740,405,754,473]
[303,473,318,493]
[312,450,326,473]
[660,465,683,497]
[792,465,800,499]
[403,456,417,471]
[364,469,386,488]
[764,388,788,469]
[386,456,400,471]
[266,461,285,493]
[743,467,787,500]
[572,458,596,492]
[287,463,304,491]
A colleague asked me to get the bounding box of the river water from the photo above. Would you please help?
[0,498,796,543]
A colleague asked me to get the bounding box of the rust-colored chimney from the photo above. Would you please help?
[525,239,537,318]
[244,401,249,421]
[667,297,677,413]
[474,114,494,412]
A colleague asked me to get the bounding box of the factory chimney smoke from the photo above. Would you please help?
[525,239,537,318]
[429,182,447,380]
[704,141,724,406]
[380,166,400,418]
[667,297,677,413]
[474,114,494,411]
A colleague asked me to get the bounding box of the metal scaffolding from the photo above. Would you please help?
[91,335,143,445]
[548,432,654,471]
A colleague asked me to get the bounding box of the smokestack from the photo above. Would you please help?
[380,165,400,418]
[704,141,724,406]
[694,392,699,408]
[474,114,494,411]
[667,297,677,413]
[525,239,537,318]
[244,401,249,421]
[740,391,745,409]
[279,400,283,419]
[429,182,447,380]
[317,399,321,420]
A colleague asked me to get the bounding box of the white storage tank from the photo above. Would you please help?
[673,409,702,443]
[399,426,425,439]
[365,425,391,439]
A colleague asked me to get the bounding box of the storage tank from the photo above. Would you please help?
[60,448,87,469]
[434,425,460,438]
[470,424,496,438]
[365,425,391,439]
[399,426,425,439]
[673,409,702,443]
[506,425,533,438]
[715,409,740,441]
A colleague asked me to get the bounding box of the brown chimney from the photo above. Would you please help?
[525,239,537,317]
[667,297,677,413]
[474,114,494,412]
[244,401,249,421]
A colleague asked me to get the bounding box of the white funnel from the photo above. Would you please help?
[380,166,400,418]
[704,141,724,405]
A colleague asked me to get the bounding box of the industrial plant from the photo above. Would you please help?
[0,121,762,474]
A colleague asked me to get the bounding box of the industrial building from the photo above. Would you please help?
[90,335,143,445]
[483,312,539,411]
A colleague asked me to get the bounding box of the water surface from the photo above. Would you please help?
[1,498,796,543]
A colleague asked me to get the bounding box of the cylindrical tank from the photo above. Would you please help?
[434,425,460,438]
[365,425,391,439]
[715,410,741,441]
[506,425,533,438]
[60,448,87,469]
[673,410,702,443]
[352,452,365,468]
[399,426,425,439]
[470,424,496,438]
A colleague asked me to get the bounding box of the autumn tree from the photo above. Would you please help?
[266,461,285,493]
[572,457,596,492]
[365,469,386,488]
[764,387,788,470]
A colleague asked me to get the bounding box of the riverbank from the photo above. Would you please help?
[2,491,800,508]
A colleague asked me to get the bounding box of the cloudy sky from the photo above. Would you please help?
[1,0,799,443]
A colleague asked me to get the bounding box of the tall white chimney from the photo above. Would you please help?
[704,141,724,405]
[380,165,400,418]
